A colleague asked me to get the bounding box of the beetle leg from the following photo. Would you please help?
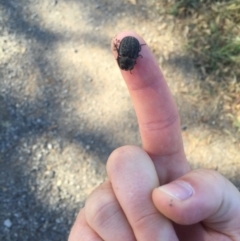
[113,43,118,51]
[139,43,146,51]
[113,38,121,51]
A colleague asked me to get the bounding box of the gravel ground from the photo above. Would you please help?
[0,0,239,240]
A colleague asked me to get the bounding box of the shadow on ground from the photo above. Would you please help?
[0,0,136,240]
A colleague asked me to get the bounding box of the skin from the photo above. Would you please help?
[68,31,240,241]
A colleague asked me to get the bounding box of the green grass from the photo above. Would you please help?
[166,0,240,81]
[233,120,240,132]
[168,0,207,16]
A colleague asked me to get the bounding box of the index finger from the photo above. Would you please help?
[112,31,190,184]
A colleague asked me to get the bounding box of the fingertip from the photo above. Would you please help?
[152,169,221,225]
[106,145,159,197]
[111,31,156,83]
[152,169,240,232]
[106,145,150,177]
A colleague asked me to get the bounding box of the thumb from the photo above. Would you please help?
[152,169,240,237]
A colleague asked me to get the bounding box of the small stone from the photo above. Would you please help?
[47,143,52,150]
[4,219,12,228]
[181,125,187,131]
[129,0,136,4]
[14,213,20,218]
[49,170,55,178]
[158,56,164,65]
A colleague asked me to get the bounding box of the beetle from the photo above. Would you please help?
[113,36,145,73]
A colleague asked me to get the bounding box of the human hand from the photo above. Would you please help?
[68,31,240,241]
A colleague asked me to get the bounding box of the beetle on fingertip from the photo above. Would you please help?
[113,36,145,73]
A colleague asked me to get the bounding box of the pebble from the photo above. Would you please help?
[47,143,52,150]
[4,219,12,228]
[57,180,62,186]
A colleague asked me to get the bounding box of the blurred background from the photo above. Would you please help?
[0,0,239,240]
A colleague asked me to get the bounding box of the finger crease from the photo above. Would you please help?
[139,114,179,133]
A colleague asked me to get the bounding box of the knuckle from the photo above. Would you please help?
[139,114,179,133]
[85,187,119,229]
[194,169,225,185]
[133,211,159,230]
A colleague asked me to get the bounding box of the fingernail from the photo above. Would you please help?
[159,181,194,200]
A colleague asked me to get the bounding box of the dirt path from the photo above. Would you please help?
[0,0,239,240]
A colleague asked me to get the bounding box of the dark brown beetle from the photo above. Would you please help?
[114,36,145,73]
